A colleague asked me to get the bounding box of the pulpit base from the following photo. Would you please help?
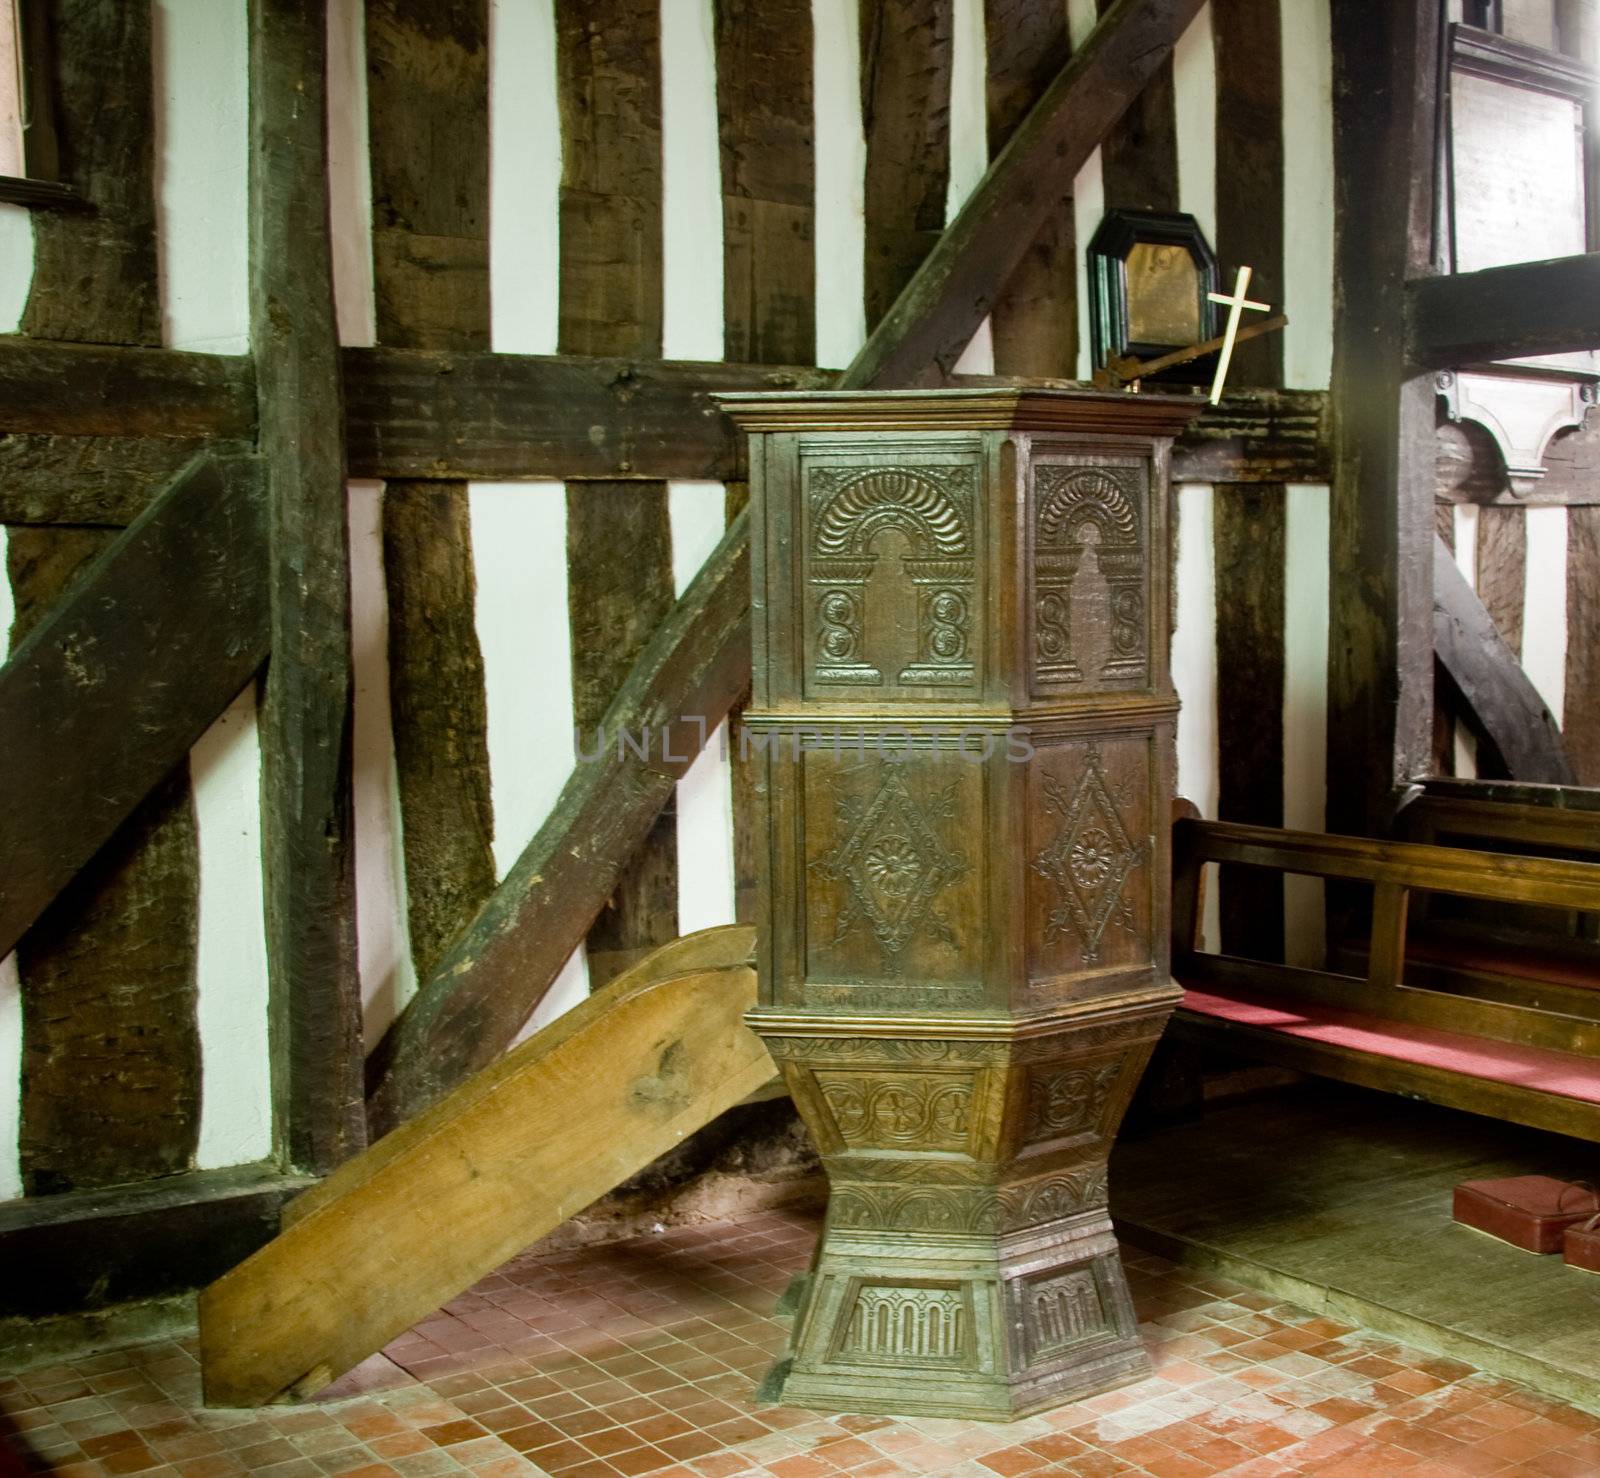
[769,1210,1148,1420]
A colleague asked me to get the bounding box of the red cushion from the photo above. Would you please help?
[1181,986,1600,1105]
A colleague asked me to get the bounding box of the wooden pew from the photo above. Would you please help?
[1168,814,1600,1142]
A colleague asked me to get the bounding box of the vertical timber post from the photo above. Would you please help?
[1328,0,1441,841]
[249,0,366,1172]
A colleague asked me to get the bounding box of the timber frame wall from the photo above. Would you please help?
[0,0,1595,1344]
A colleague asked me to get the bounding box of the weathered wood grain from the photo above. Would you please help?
[1213,486,1286,961]
[367,0,498,981]
[860,0,953,332]
[984,0,1075,376]
[364,516,751,1131]
[556,0,678,996]
[715,0,814,367]
[1433,536,1575,785]
[0,456,267,966]
[1565,506,1600,786]
[204,931,769,1406]
[6,530,200,1195]
[19,0,159,345]
[1095,0,1179,215]
[566,485,679,988]
[846,0,1207,389]
[381,488,497,974]
[0,434,244,525]
[1328,0,1440,839]
[1474,505,1527,659]
[555,0,663,359]
[251,0,366,1172]
[1409,254,1600,371]
[0,339,255,438]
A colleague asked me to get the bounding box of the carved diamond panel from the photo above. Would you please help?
[1026,737,1156,983]
[803,753,986,999]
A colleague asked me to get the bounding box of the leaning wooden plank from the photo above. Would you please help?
[845,0,1207,388]
[288,925,754,1231]
[1432,535,1575,785]
[200,933,773,1407]
[251,0,367,1172]
[364,519,752,1133]
[0,454,267,962]
[1566,507,1600,785]
[1408,253,1600,371]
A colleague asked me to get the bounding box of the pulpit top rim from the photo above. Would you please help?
[712,386,1207,438]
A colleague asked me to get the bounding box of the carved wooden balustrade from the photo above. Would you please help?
[718,388,1205,1420]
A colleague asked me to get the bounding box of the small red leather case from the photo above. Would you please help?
[1565,1217,1600,1273]
[1452,1176,1599,1253]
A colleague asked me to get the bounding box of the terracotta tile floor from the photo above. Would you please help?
[4,1207,1600,1477]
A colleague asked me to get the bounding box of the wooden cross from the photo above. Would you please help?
[1206,265,1271,404]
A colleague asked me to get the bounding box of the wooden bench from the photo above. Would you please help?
[1168,812,1600,1142]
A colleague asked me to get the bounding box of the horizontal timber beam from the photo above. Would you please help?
[0,453,270,961]
[345,348,1325,485]
[1408,253,1600,370]
[1432,534,1575,785]
[0,337,255,438]
[0,1164,311,1324]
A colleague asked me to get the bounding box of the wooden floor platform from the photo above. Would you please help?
[1110,1082,1600,1413]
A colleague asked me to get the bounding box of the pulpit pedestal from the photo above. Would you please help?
[717,389,1206,1420]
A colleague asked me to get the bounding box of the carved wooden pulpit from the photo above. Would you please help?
[717,389,1205,1420]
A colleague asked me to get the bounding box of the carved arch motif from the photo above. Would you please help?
[1032,465,1147,686]
[807,464,976,689]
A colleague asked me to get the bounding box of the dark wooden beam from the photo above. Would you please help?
[844,0,1206,389]
[860,0,953,332]
[1327,0,1441,838]
[1212,0,1288,959]
[344,349,1322,483]
[0,434,241,526]
[715,0,815,366]
[1433,535,1575,785]
[250,0,366,1174]
[556,0,678,992]
[367,0,498,982]
[0,1165,311,1322]
[0,455,267,964]
[1408,254,1600,371]
[984,0,1076,376]
[364,516,751,1133]
[1094,0,1179,217]
[18,0,159,346]
[0,339,255,438]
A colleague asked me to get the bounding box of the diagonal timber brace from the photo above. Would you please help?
[0,453,269,961]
